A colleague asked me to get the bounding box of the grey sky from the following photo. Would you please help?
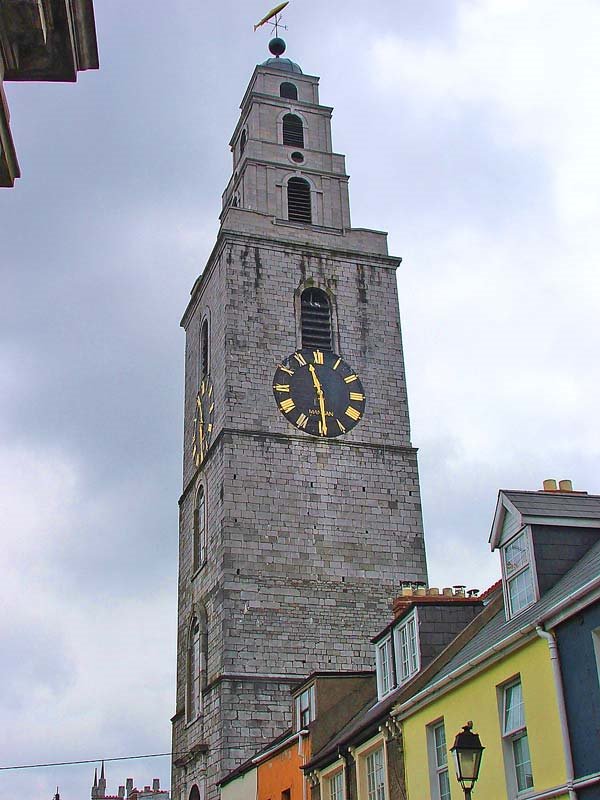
[1,1,599,797]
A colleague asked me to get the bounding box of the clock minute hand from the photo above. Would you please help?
[308,364,328,436]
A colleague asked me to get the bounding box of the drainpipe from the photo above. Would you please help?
[298,730,309,800]
[536,626,577,800]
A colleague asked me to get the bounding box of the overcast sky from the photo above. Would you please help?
[1,1,599,797]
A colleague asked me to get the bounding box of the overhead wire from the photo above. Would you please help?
[0,751,176,771]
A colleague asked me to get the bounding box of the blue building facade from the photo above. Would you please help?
[556,599,600,799]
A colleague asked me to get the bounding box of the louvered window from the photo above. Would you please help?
[280,82,298,100]
[287,178,311,224]
[200,318,209,381]
[283,114,304,147]
[301,288,332,350]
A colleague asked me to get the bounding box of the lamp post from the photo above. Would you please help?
[450,721,485,799]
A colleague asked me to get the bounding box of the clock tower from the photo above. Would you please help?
[171,40,427,800]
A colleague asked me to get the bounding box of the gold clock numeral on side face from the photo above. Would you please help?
[279,365,295,376]
[209,403,215,412]
[333,357,341,370]
[336,419,346,433]
[274,384,290,393]
[208,424,213,432]
[345,406,361,421]
[201,380,205,395]
[344,374,358,384]
[349,392,365,401]
[313,350,324,365]
[294,352,307,366]
[280,398,295,413]
[296,413,308,429]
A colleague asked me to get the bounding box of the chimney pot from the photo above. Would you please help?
[401,587,412,596]
[415,587,426,596]
[543,478,558,491]
[126,779,133,794]
[559,479,573,492]
[153,780,160,792]
[119,788,125,799]
[427,587,440,596]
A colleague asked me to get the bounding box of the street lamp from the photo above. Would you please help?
[450,721,484,799]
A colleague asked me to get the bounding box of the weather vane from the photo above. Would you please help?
[254,1,289,38]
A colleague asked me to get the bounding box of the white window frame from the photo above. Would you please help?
[592,628,600,685]
[375,635,395,698]
[296,684,315,730]
[500,678,534,796]
[427,720,451,800]
[320,765,345,800]
[354,736,389,800]
[501,527,538,619]
[393,609,420,686]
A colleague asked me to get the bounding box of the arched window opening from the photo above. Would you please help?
[301,288,332,350]
[282,114,304,147]
[240,129,247,155]
[187,619,201,721]
[189,788,201,800]
[193,485,206,571]
[280,82,298,100]
[287,178,311,224]
[200,318,209,382]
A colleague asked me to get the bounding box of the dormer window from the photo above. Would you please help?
[296,684,314,730]
[502,529,536,617]
[376,635,395,698]
[283,114,304,147]
[280,82,298,100]
[394,610,419,685]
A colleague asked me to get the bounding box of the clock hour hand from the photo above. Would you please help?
[308,364,328,436]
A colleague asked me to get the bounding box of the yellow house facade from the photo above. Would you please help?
[397,635,568,800]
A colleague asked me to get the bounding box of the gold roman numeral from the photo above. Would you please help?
[313,350,324,364]
[333,358,341,370]
[336,419,346,433]
[274,384,290,393]
[345,406,361,421]
[296,413,308,429]
[279,365,295,376]
[344,374,358,384]
[209,403,215,412]
[280,398,295,413]
[201,380,205,395]
[349,392,364,401]
[294,352,307,366]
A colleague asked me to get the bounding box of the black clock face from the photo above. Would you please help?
[273,349,366,438]
[192,376,215,466]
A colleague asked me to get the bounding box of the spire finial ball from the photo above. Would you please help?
[269,37,286,57]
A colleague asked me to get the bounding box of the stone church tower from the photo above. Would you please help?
[171,40,427,800]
